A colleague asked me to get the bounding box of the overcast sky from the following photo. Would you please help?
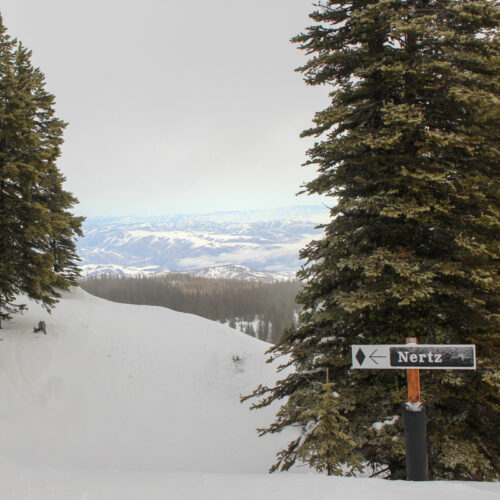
[1,1,328,217]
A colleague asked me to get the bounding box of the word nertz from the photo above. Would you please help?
[396,350,443,364]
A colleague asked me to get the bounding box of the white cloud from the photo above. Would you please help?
[1,0,328,217]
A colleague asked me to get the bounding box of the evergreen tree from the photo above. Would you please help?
[245,323,256,337]
[281,370,362,476]
[0,15,83,326]
[244,0,499,480]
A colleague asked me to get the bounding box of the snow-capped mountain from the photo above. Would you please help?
[183,264,295,282]
[80,263,296,282]
[77,205,329,274]
[80,264,170,277]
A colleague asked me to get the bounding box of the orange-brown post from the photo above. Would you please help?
[406,337,421,402]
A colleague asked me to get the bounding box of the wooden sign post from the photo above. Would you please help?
[406,338,420,403]
[402,338,427,480]
[351,340,476,481]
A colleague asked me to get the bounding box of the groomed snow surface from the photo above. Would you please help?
[0,288,497,499]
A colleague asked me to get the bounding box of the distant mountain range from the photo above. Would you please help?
[80,264,296,283]
[77,205,329,280]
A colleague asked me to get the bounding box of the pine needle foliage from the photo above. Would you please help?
[0,14,83,325]
[292,370,362,476]
[243,0,499,480]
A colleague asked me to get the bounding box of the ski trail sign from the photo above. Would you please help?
[351,345,476,370]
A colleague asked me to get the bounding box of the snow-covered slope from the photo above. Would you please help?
[0,289,497,500]
[0,288,291,473]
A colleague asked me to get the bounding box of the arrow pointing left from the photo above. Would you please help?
[369,349,387,365]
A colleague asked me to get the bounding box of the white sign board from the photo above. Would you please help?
[351,344,476,370]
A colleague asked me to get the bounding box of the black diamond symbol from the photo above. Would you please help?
[355,349,366,366]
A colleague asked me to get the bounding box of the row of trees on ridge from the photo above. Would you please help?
[80,274,302,344]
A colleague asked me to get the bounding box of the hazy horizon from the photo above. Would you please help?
[81,203,330,223]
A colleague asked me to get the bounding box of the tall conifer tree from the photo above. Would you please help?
[0,15,83,325]
[244,0,499,480]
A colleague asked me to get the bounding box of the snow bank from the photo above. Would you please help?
[0,287,291,473]
[1,461,498,500]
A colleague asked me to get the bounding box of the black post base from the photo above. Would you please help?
[402,402,428,481]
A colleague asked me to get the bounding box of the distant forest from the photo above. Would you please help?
[80,274,302,344]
